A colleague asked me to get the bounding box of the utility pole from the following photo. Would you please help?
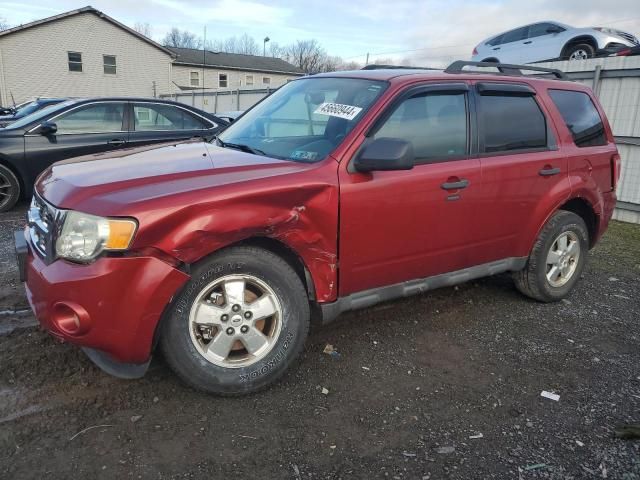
[202,26,206,99]
[263,36,270,56]
[365,52,369,65]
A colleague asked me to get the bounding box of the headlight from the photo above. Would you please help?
[55,211,137,262]
[594,27,615,35]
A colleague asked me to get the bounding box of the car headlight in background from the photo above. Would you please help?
[593,27,616,35]
[55,211,137,262]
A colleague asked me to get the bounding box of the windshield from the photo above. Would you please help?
[7,100,75,130]
[217,77,387,162]
[13,101,55,118]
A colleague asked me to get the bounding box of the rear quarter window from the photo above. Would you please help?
[548,89,607,147]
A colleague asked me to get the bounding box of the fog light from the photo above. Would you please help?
[52,302,91,335]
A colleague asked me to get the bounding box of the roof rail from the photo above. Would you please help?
[361,64,439,71]
[444,60,568,80]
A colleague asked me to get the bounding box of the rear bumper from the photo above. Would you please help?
[21,231,190,366]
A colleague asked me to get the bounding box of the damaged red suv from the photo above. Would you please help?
[15,62,620,394]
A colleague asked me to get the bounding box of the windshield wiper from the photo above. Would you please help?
[217,139,266,157]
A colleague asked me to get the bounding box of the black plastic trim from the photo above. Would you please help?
[477,82,536,96]
[319,257,527,324]
[82,347,150,379]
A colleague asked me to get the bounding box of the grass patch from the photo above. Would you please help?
[590,220,640,274]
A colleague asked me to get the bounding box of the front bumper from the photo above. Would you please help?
[18,228,190,368]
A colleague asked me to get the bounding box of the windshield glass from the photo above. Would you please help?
[217,77,387,162]
[7,100,75,130]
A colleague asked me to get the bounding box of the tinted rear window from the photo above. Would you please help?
[479,94,547,153]
[548,89,607,147]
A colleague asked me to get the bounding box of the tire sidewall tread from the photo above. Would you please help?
[160,246,310,395]
[0,164,20,212]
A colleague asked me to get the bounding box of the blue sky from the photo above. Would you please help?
[1,0,639,66]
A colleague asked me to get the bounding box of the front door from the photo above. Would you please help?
[338,84,482,295]
[24,101,128,179]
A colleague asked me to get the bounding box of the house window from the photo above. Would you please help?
[103,55,116,75]
[219,73,228,88]
[263,76,271,85]
[190,71,200,87]
[245,75,254,86]
[68,52,82,72]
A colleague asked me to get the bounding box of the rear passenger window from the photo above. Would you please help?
[374,92,467,163]
[478,95,547,153]
[548,90,607,147]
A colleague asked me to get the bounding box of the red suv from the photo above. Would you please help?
[15,61,620,394]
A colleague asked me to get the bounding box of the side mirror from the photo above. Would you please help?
[546,26,562,34]
[353,138,415,173]
[38,121,57,135]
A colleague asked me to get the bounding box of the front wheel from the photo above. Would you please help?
[160,246,310,395]
[513,210,589,302]
[565,43,595,61]
[0,164,20,212]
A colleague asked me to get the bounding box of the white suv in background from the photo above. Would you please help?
[472,21,639,64]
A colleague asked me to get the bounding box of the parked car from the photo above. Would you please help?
[0,98,227,212]
[472,21,639,64]
[0,98,68,128]
[15,62,619,394]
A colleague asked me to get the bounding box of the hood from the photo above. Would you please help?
[36,140,316,214]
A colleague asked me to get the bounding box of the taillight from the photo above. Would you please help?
[472,46,478,56]
[616,48,632,56]
[611,153,621,190]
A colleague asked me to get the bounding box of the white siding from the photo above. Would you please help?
[171,64,295,93]
[0,12,173,104]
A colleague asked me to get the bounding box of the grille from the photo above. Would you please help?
[27,193,61,263]
[616,31,639,45]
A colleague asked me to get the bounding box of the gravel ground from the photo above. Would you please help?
[0,204,638,479]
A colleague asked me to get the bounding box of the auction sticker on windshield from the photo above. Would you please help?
[314,103,363,120]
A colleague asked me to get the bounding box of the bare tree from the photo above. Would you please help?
[280,39,327,74]
[0,17,10,31]
[208,34,260,55]
[133,22,152,38]
[162,28,202,49]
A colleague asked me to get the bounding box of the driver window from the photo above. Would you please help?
[374,92,467,163]
[55,103,125,134]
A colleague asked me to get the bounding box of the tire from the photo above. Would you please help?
[0,164,20,213]
[513,210,589,303]
[160,246,310,395]
[565,43,595,61]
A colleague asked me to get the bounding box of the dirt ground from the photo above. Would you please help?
[1,203,639,479]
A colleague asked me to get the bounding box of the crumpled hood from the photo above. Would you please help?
[36,140,313,215]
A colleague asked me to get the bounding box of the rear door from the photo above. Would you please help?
[470,81,568,263]
[338,83,483,295]
[492,26,529,63]
[24,101,128,179]
[127,102,218,149]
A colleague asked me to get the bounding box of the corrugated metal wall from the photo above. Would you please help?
[538,56,640,223]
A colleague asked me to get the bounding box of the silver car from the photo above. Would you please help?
[472,21,639,64]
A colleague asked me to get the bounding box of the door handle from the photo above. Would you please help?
[523,41,532,44]
[493,47,500,51]
[107,139,126,146]
[441,178,470,190]
[539,166,561,176]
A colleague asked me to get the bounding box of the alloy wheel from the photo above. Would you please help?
[546,231,581,287]
[188,274,283,368]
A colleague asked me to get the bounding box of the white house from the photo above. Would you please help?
[0,6,303,106]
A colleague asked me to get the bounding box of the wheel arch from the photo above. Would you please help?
[557,196,598,248]
[561,36,598,57]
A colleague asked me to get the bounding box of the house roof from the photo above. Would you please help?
[0,6,175,58]
[168,47,304,75]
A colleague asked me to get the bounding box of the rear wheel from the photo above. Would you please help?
[565,43,595,60]
[0,164,20,212]
[513,211,589,302]
[160,246,310,395]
